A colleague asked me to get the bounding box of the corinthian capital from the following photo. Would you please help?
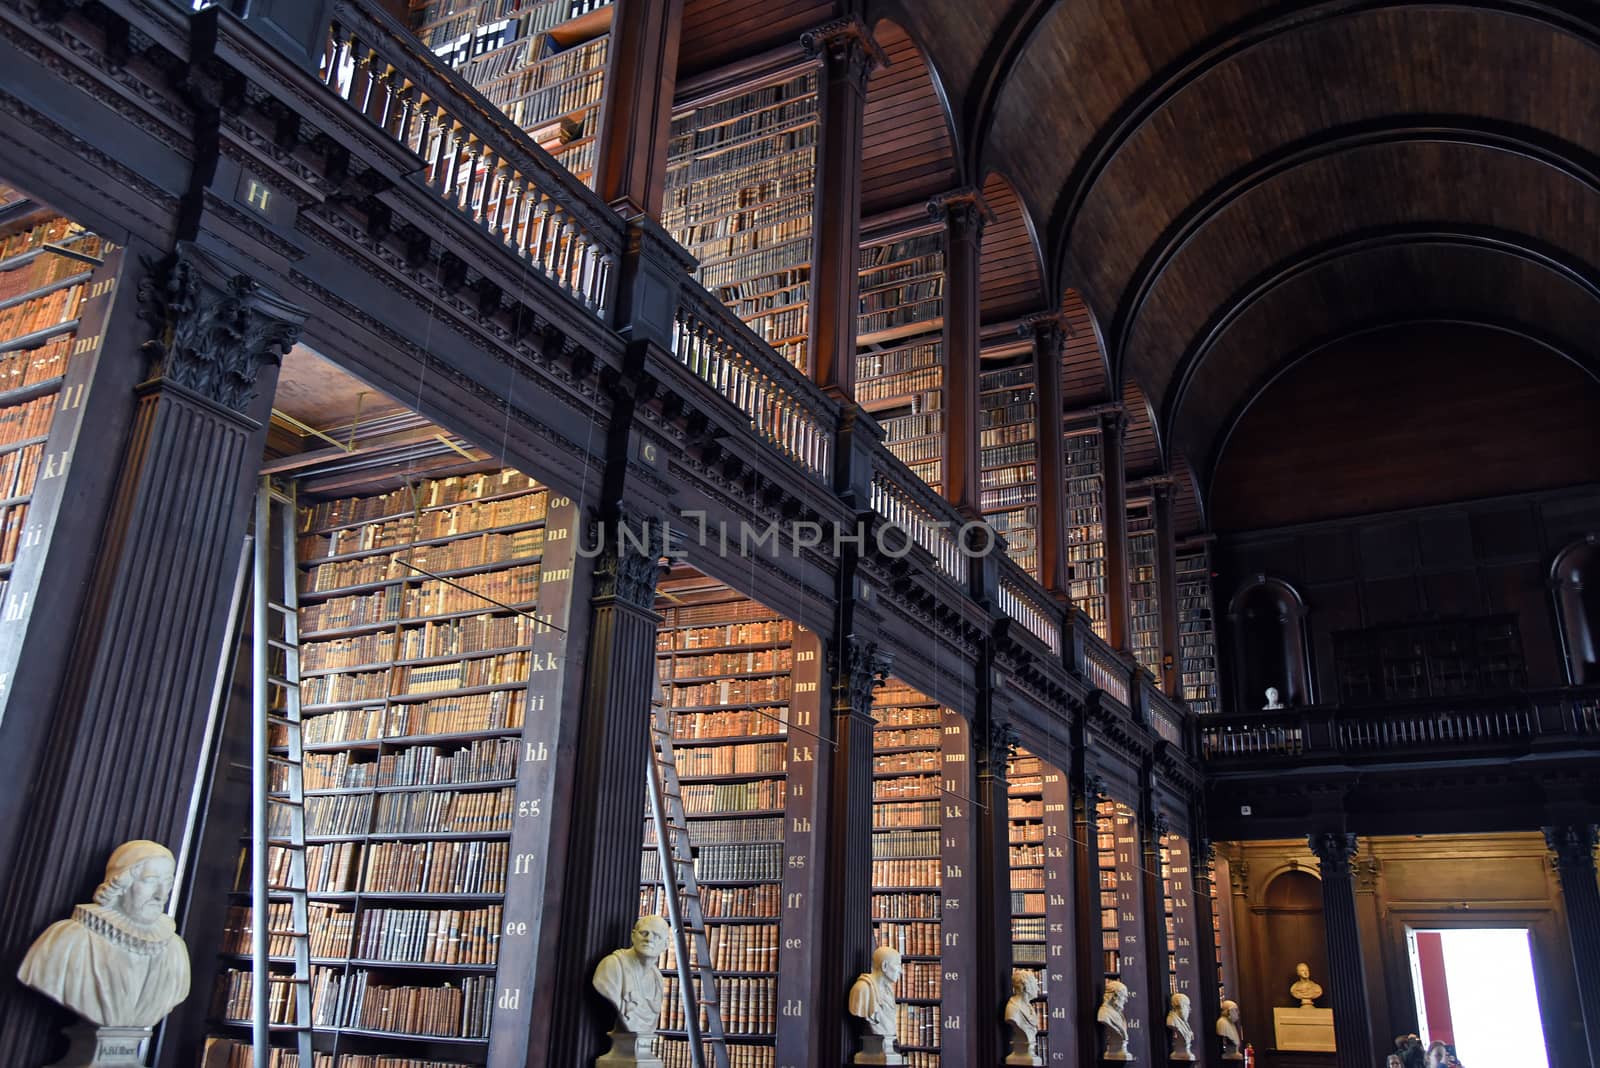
[138,243,304,413]
[800,18,886,93]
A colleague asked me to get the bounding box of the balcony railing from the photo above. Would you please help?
[1201,688,1600,763]
[1076,622,1132,710]
[1141,679,1188,747]
[319,0,623,317]
[866,444,969,586]
[672,284,837,483]
[997,559,1061,656]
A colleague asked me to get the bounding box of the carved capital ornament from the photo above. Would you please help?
[138,243,304,413]
[1307,831,1359,878]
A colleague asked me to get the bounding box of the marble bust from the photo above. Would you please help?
[848,945,904,1063]
[1097,978,1132,1061]
[1167,992,1195,1061]
[1290,962,1323,1007]
[18,841,190,1029]
[1263,686,1285,710]
[1003,969,1041,1065]
[593,914,671,1066]
[1217,999,1244,1060]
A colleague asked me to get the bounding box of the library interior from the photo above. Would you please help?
[0,2,1597,1067]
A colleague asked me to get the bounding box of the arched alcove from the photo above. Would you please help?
[1552,535,1600,684]
[1228,575,1312,709]
[1260,869,1330,1011]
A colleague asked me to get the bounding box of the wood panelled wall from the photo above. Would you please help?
[1218,835,1585,1068]
[677,0,835,75]
[978,172,1043,322]
[1061,288,1108,406]
[1214,483,1600,698]
[1211,325,1600,532]
[860,22,958,216]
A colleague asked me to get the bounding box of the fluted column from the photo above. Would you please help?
[0,244,302,1064]
[1308,832,1374,1068]
[546,526,666,1068]
[930,189,987,518]
[1098,407,1131,651]
[804,18,880,397]
[1026,313,1070,596]
[976,712,1019,1065]
[821,636,892,1065]
[1545,824,1600,1065]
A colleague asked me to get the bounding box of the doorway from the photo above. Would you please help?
[1406,926,1549,1067]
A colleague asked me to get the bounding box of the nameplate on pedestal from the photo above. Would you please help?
[1272,1007,1335,1052]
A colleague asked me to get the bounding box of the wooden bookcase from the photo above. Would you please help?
[663,71,820,373]
[411,0,612,187]
[856,226,947,492]
[1175,549,1218,716]
[980,359,1038,578]
[205,469,582,1068]
[1096,799,1146,1047]
[1126,500,1160,680]
[870,684,953,1068]
[0,208,119,709]
[1159,833,1206,1018]
[1063,427,1108,640]
[645,592,807,1068]
[1007,748,1072,1064]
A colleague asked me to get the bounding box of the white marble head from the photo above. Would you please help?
[1013,969,1039,999]
[94,841,176,929]
[1169,992,1190,1020]
[630,914,670,961]
[1221,999,1240,1023]
[1102,979,1128,1010]
[871,945,903,983]
[1295,962,1310,979]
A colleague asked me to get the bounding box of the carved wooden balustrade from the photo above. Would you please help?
[1200,687,1600,764]
[319,0,623,316]
[996,556,1062,656]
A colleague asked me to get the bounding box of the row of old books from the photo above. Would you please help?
[299,691,527,745]
[670,677,789,708]
[363,839,510,896]
[392,650,533,696]
[219,902,350,958]
[870,891,941,920]
[303,529,544,594]
[675,740,784,777]
[680,778,784,816]
[870,830,939,859]
[648,816,781,847]
[873,799,939,828]
[0,394,55,445]
[353,906,502,966]
[1011,868,1045,890]
[0,442,42,499]
[894,959,942,1000]
[299,490,547,557]
[873,775,939,801]
[869,858,940,888]
[897,1003,941,1048]
[659,1039,773,1068]
[874,699,942,725]
[873,750,940,776]
[1010,844,1045,866]
[856,365,942,406]
[0,333,70,391]
[660,617,793,649]
[692,843,783,883]
[0,283,84,344]
[314,969,495,1039]
[369,786,516,836]
[670,707,788,741]
[0,216,88,261]
[1011,823,1045,844]
[302,473,542,531]
[667,647,791,677]
[638,882,781,921]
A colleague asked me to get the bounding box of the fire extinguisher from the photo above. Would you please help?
[1242,1044,1256,1068]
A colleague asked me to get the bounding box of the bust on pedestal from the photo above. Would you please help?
[1217,999,1244,1061]
[1263,686,1285,710]
[848,945,904,1064]
[593,914,671,1067]
[1167,992,1195,1061]
[1097,978,1132,1061]
[1003,969,1041,1065]
[16,841,191,1067]
[1273,963,1335,1053]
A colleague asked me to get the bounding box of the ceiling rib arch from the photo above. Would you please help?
[1109,119,1600,378]
[1167,236,1600,482]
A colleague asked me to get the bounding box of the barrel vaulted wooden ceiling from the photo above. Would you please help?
[678,0,1600,527]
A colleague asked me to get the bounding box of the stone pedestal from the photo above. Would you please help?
[1274,1007,1336,1052]
[48,1024,151,1067]
[595,1029,664,1068]
[853,1034,904,1064]
[1004,1030,1041,1065]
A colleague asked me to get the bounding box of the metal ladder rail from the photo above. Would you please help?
[646,684,732,1068]
[252,476,315,1067]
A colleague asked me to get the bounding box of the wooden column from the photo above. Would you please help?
[1191,835,1223,1067]
[594,0,685,217]
[803,19,879,398]
[931,189,986,518]
[975,710,1018,1067]
[1027,313,1070,599]
[545,523,666,1068]
[1098,407,1131,651]
[1142,797,1173,1068]
[1072,765,1102,1068]
[0,244,302,1066]
[1308,832,1375,1068]
[1546,824,1600,1066]
[1152,480,1182,698]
